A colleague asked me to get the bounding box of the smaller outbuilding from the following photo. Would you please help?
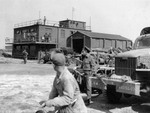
[66,31,132,53]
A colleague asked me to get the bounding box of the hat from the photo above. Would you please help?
[51,53,66,66]
[83,46,91,53]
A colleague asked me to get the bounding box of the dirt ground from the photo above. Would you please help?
[0,57,150,113]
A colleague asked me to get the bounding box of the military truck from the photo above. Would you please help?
[91,27,150,103]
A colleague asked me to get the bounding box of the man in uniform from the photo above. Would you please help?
[81,46,95,105]
[22,49,28,64]
[39,52,87,113]
[43,50,51,64]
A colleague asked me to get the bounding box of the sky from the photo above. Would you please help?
[0,0,150,49]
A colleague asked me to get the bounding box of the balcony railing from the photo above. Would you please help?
[14,19,59,28]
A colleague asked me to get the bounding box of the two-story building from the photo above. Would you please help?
[12,19,90,59]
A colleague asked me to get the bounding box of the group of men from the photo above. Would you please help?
[22,49,51,64]
[35,46,94,113]
[22,46,94,113]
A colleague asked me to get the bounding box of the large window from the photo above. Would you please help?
[92,39,99,48]
[112,40,116,48]
[116,40,123,49]
[16,46,21,52]
[30,45,36,56]
[61,29,65,38]
[99,39,104,48]
[122,41,127,49]
[105,39,112,49]
[22,46,29,52]
[127,41,132,47]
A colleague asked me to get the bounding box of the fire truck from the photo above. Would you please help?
[91,27,150,103]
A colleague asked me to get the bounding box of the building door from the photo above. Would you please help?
[73,39,83,53]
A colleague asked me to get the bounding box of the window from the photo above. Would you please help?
[70,30,76,35]
[22,46,28,51]
[116,41,123,49]
[95,39,100,48]
[30,45,36,56]
[16,30,20,34]
[122,41,126,49]
[92,39,99,48]
[99,39,104,48]
[127,41,132,47]
[112,40,116,48]
[16,46,21,51]
[105,39,112,49]
[61,29,65,38]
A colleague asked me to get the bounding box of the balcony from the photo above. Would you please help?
[14,19,59,28]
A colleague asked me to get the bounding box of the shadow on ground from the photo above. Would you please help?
[84,93,150,113]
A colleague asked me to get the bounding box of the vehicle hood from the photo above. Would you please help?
[116,48,150,58]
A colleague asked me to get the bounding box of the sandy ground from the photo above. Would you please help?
[0,57,150,113]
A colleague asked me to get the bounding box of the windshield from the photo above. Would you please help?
[134,36,150,49]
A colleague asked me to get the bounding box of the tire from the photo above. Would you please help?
[106,85,122,103]
[124,94,132,98]
[92,88,102,95]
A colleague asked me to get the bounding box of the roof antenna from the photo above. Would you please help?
[39,11,42,20]
[90,16,91,30]
[72,7,75,20]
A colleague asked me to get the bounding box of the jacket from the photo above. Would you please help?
[81,54,95,71]
[22,50,28,58]
[46,67,87,113]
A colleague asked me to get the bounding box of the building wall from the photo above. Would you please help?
[68,21,85,30]
[38,26,80,48]
[14,25,38,43]
[84,35,91,48]
[68,32,132,54]
[67,33,91,53]
[13,20,90,59]
[59,20,86,30]
[58,28,77,48]
[5,37,13,52]
[91,38,132,50]
[5,45,12,50]
[38,26,58,44]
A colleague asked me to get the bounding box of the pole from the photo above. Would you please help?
[72,7,74,20]
[39,11,41,19]
[90,16,91,30]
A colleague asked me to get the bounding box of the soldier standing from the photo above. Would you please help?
[43,51,50,64]
[38,50,45,64]
[22,49,28,64]
[39,53,87,113]
[81,46,95,105]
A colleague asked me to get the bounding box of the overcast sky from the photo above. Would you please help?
[0,0,150,49]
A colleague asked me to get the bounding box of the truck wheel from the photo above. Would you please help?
[106,85,122,103]
[92,88,102,95]
[124,94,132,98]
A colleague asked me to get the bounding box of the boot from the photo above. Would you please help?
[86,99,93,106]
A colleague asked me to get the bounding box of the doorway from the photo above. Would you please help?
[73,39,83,54]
